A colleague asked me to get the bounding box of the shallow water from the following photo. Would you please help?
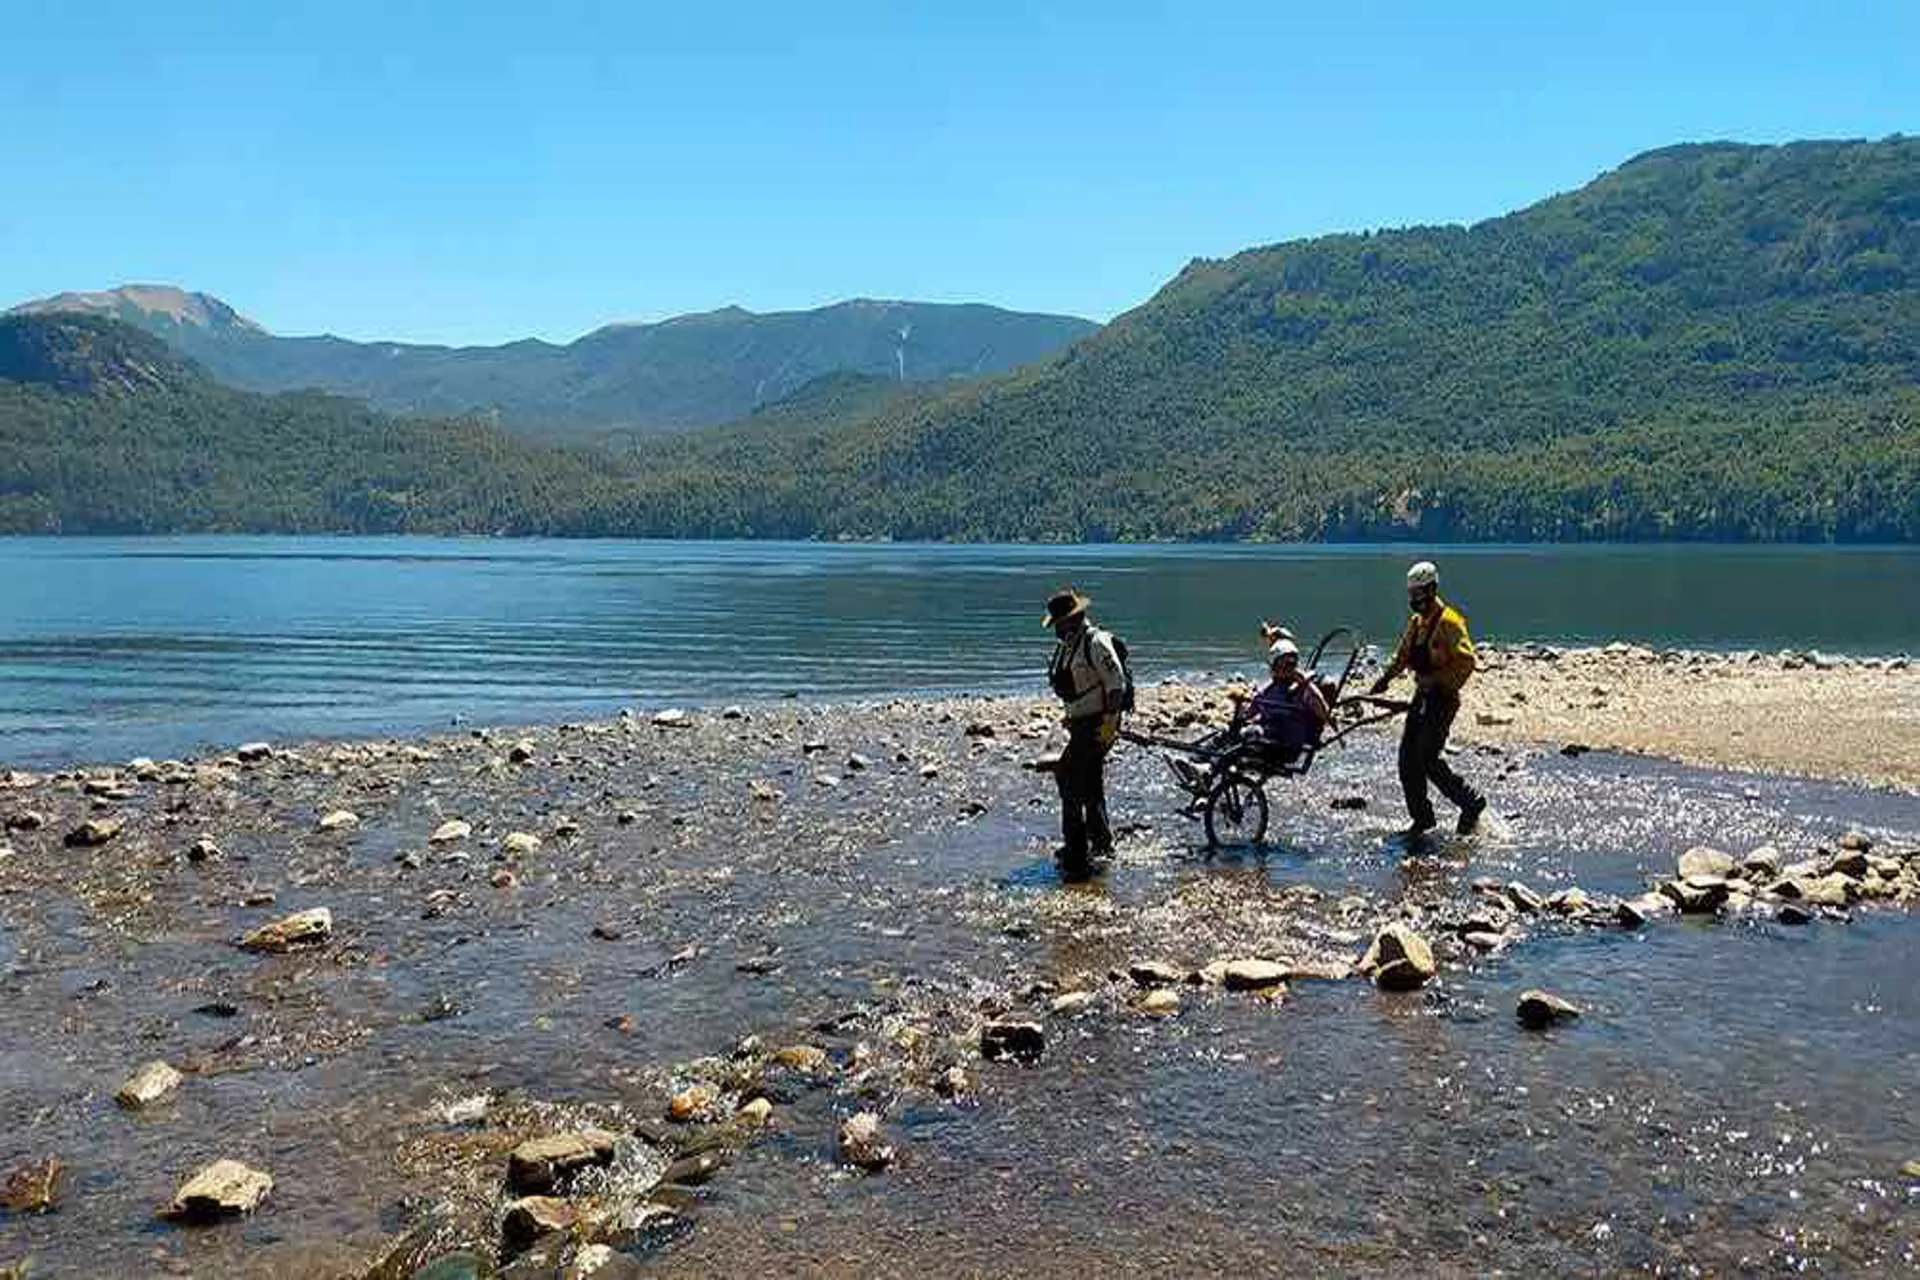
[2,705,1916,1275]
[3,537,1916,766]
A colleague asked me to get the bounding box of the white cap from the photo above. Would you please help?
[1268,638,1299,663]
[1406,560,1439,589]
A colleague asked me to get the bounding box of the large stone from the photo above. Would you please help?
[239,907,333,953]
[1222,959,1289,991]
[979,1020,1044,1063]
[1825,848,1870,879]
[235,742,272,763]
[1780,874,1853,907]
[317,809,360,832]
[1658,878,1727,914]
[1049,990,1095,1015]
[502,1196,577,1251]
[1617,893,1675,928]
[1676,846,1735,880]
[115,1061,184,1109]
[506,1130,617,1194]
[1546,886,1591,914]
[1128,959,1185,988]
[1362,924,1437,991]
[838,1112,895,1171]
[63,817,123,847]
[1516,989,1581,1029]
[1504,882,1545,913]
[1138,989,1182,1016]
[161,1159,272,1221]
[429,819,473,844]
[1742,845,1782,880]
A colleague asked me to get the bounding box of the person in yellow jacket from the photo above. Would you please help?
[1369,561,1488,838]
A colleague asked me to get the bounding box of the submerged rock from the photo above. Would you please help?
[1516,989,1581,1029]
[507,1130,618,1194]
[161,1159,272,1221]
[838,1112,895,1171]
[239,907,333,953]
[115,1061,183,1109]
[1,1157,62,1215]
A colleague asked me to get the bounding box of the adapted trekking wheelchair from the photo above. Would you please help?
[1120,628,1410,847]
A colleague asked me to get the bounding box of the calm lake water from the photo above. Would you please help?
[1,538,1916,766]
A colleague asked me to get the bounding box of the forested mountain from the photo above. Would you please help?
[5,139,1918,542]
[599,137,1920,541]
[0,314,621,534]
[3,287,1097,438]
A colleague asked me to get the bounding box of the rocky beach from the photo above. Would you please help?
[2,646,1918,1278]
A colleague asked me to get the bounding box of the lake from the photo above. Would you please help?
[2,538,1916,766]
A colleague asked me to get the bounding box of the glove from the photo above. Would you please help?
[1368,675,1390,696]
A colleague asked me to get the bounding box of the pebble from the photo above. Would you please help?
[115,1061,183,1109]
[1049,990,1094,1015]
[1516,989,1581,1029]
[429,819,472,844]
[186,837,222,864]
[1138,989,1181,1016]
[668,1085,717,1122]
[317,809,360,832]
[501,831,543,857]
[736,1097,774,1126]
[239,907,333,953]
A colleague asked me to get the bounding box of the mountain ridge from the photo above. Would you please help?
[4,287,1098,437]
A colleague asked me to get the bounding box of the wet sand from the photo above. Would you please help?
[1,651,1917,1277]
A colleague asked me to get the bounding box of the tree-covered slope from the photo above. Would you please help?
[604,138,1920,541]
[5,289,1097,438]
[0,314,619,535]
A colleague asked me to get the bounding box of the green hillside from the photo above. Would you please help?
[601,138,1920,541]
[0,314,618,535]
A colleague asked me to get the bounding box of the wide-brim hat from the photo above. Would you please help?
[1043,589,1090,628]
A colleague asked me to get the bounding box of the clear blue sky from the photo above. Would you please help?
[2,0,1912,345]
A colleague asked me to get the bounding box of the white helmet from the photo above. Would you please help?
[1406,561,1439,589]
[1268,638,1299,664]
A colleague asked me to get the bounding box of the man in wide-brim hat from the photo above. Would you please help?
[1043,587,1127,873]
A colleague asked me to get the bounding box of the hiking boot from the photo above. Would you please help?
[1455,796,1487,835]
[1400,817,1436,842]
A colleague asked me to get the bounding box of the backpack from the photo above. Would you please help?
[1105,630,1137,714]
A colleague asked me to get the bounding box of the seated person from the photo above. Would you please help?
[1233,638,1332,764]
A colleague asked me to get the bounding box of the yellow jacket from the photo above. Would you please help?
[1388,600,1477,695]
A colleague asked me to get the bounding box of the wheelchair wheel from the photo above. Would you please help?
[1204,775,1269,847]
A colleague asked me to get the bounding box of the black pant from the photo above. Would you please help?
[1398,688,1481,828]
[1056,716,1113,861]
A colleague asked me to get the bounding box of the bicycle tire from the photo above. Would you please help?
[1204,775,1269,847]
